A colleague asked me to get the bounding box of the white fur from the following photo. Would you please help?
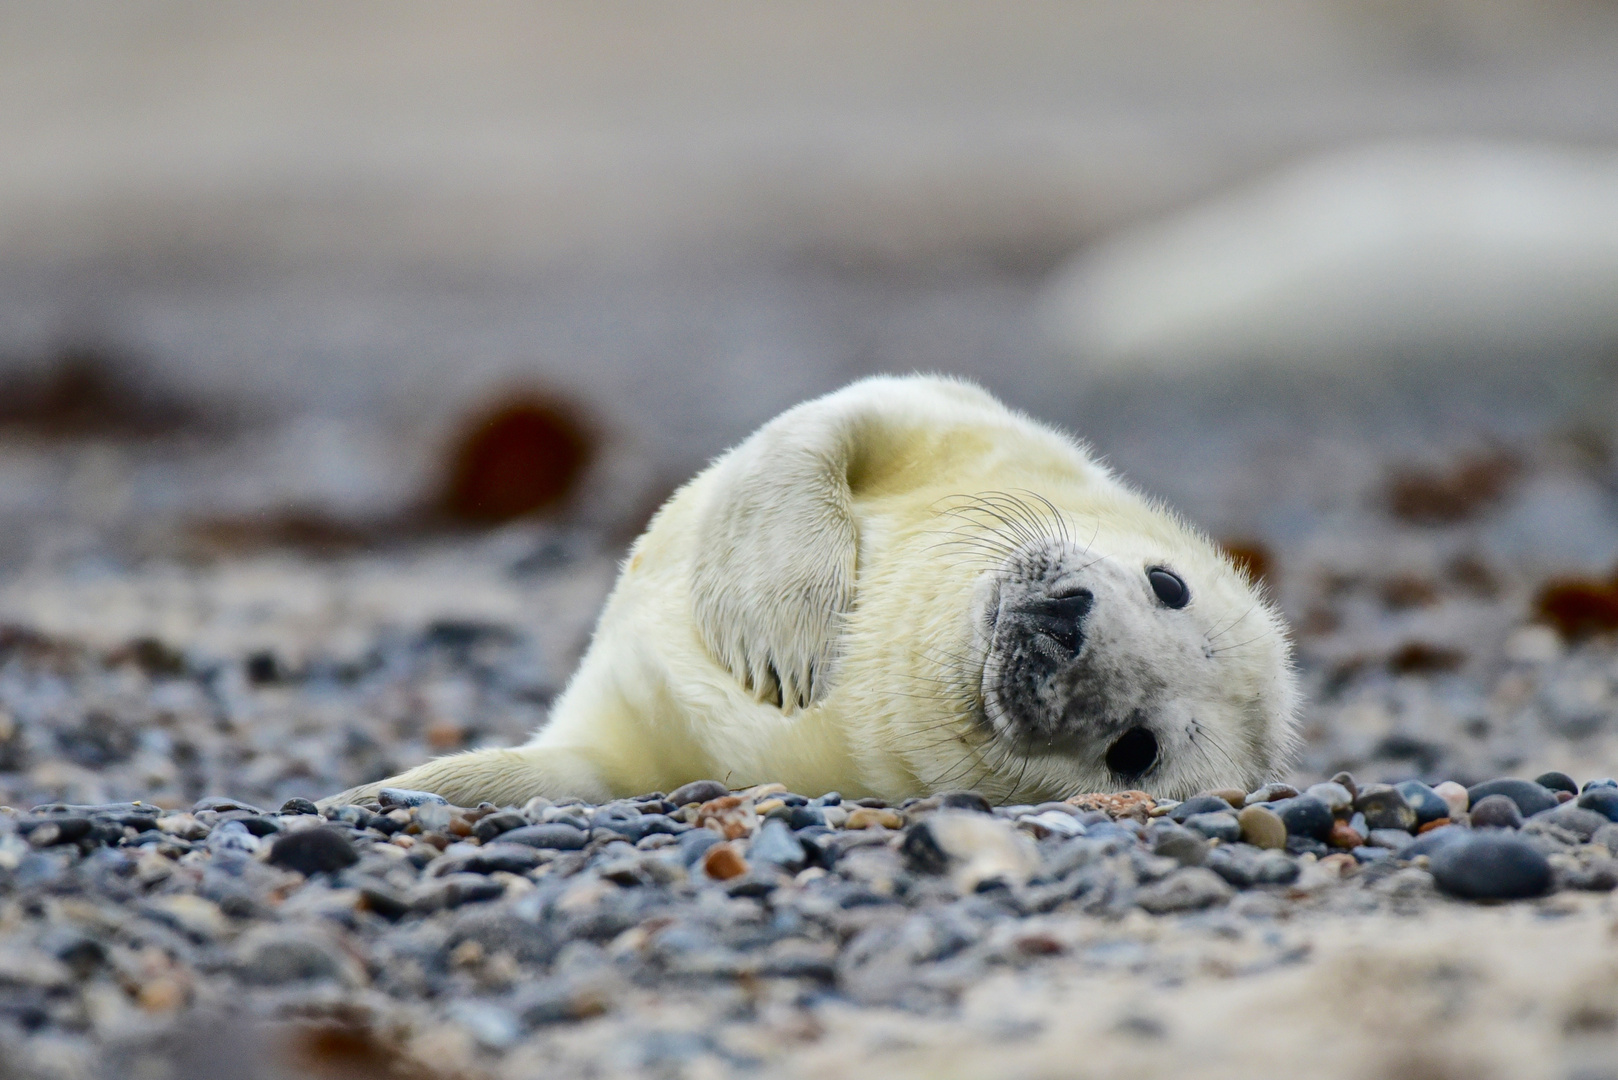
[327,375,1297,807]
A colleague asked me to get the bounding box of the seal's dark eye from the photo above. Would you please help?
[1147,568,1189,609]
[1106,726,1158,779]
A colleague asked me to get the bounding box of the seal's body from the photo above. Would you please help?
[330,376,1296,808]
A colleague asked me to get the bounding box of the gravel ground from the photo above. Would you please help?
[0,419,1616,1080]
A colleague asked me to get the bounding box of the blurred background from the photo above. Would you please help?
[1,1,1618,808]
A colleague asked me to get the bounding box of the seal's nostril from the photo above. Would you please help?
[1106,726,1158,779]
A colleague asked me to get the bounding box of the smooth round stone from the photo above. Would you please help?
[1428,833,1552,900]
[1402,824,1468,860]
[1577,787,1618,822]
[279,798,320,817]
[498,824,589,850]
[1583,778,1618,793]
[1271,795,1334,840]
[1304,782,1353,816]
[265,826,358,876]
[1352,846,1391,864]
[747,820,808,872]
[1394,781,1452,825]
[1354,785,1417,832]
[1200,788,1248,809]
[1367,829,1415,854]
[1464,779,1558,819]
[1530,805,1610,841]
[1327,819,1365,849]
[472,812,527,843]
[1329,772,1359,799]
[668,780,731,806]
[678,829,724,866]
[1150,824,1209,867]
[1184,811,1241,844]
[1285,836,1329,858]
[938,791,993,814]
[1243,783,1300,807]
[1534,771,1579,795]
[1236,805,1287,850]
[1169,795,1238,823]
[1431,782,1470,820]
[1468,794,1523,830]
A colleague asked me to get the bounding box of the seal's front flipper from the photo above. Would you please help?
[689,393,862,712]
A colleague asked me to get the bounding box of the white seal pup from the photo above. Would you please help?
[327,375,1297,807]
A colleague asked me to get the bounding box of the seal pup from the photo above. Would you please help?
[326,375,1297,807]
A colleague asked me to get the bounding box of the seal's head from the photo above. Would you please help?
[950,498,1296,802]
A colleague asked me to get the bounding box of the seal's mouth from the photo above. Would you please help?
[1105,726,1159,780]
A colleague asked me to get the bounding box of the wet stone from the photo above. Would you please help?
[1428,833,1553,900]
[1465,779,1559,819]
[1468,794,1524,830]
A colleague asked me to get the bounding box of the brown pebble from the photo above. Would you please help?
[1556,790,1574,804]
[1066,790,1155,822]
[1417,817,1452,834]
[845,807,904,830]
[702,843,748,881]
[1205,789,1248,809]
[696,796,757,840]
[1237,805,1287,850]
[1329,772,1359,800]
[1328,819,1365,849]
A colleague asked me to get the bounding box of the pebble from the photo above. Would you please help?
[1304,782,1354,815]
[1243,783,1300,806]
[1328,772,1359,799]
[1394,782,1452,825]
[1168,795,1233,823]
[1184,811,1241,844]
[845,807,904,831]
[902,810,1037,891]
[702,843,749,881]
[500,823,590,850]
[1576,787,1618,822]
[1584,779,1618,792]
[747,819,808,873]
[264,825,358,876]
[1432,781,1470,819]
[668,779,730,806]
[1327,819,1365,848]
[1354,784,1417,832]
[1236,805,1288,849]
[1464,778,1559,818]
[1135,868,1234,913]
[1150,824,1209,867]
[378,788,450,808]
[1467,794,1523,830]
[1271,795,1335,841]
[1534,771,1580,795]
[1428,833,1553,900]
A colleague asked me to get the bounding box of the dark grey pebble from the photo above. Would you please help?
[900,820,951,875]
[1528,805,1611,841]
[193,796,264,814]
[814,792,843,806]
[415,873,506,912]
[1428,833,1552,900]
[1184,812,1241,844]
[1271,795,1334,840]
[678,829,724,866]
[279,798,320,816]
[1169,796,1235,823]
[784,805,825,829]
[1402,825,1468,859]
[472,811,528,842]
[1284,836,1329,858]
[1367,829,1415,854]
[1468,794,1523,830]
[21,817,94,847]
[1577,787,1618,822]
[1149,824,1208,867]
[1394,782,1452,825]
[266,826,359,876]
[378,787,449,808]
[1534,771,1579,795]
[499,824,590,850]
[748,820,807,873]
[1464,779,1558,818]
[435,842,546,876]
[668,780,730,806]
[1354,784,1417,832]
[1205,845,1299,887]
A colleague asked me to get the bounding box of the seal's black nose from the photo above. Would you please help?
[1106,726,1158,779]
[1003,589,1094,655]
